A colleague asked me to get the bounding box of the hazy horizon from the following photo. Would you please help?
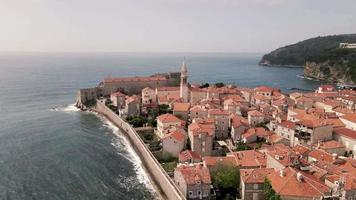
[1,0,356,53]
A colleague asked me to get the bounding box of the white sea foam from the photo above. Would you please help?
[99,117,157,195]
[51,104,80,112]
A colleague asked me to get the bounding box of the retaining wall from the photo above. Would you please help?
[94,100,185,200]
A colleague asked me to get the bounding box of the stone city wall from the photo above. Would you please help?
[94,100,186,200]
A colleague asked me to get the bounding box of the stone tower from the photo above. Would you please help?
[180,60,189,102]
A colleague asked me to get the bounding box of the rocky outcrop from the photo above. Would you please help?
[304,61,354,84]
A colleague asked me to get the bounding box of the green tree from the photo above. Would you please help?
[263,178,281,200]
[235,142,252,151]
[199,83,210,88]
[126,116,147,127]
[214,82,225,88]
[158,104,172,114]
[147,118,157,127]
[211,164,240,189]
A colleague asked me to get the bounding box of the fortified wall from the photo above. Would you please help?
[76,72,180,107]
[93,100,185,200]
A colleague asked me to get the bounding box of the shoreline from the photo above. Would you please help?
[88,108,165,200]
[97,113,162,199]
[88,101,185,200]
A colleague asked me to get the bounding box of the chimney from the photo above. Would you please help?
[332,153,338,161]
[296,172,303,182]
[279,169,285,177]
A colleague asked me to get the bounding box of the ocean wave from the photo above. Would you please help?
[51,103,80,112]
[99,117,157,195]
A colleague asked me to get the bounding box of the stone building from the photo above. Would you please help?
[189,105,208,121]
[174,164,212,200]
[141,87,156,106]
[240,168,274,200]
[207,109,229,139]
[294,120,333,145]
[188,119,215,157]
[230,115,249,143]
[110,91,126,108]
[123,95,141,117]
[77,71,180,106]
[173,102,191,121]
[333,127,356,154]
[162,129,186,157]
[156,113,184,137]
[247,110,265,127]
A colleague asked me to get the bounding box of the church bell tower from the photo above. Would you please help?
[180,60,189,102]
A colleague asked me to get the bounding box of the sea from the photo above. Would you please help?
[0,52,322,200]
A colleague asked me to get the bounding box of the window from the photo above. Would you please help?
[189,191,193,197]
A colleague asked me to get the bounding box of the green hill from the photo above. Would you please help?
[260,34,356,66]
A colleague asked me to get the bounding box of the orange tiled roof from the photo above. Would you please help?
[104,76,166,83]
[333,107,354,115]
[267,167,330,198]
[265,144,299,167]
[309,149,334,163]
[341,113,356,123]
[202,156,237,167]
[254,86,276,93]
[315,140,345,150]
[208,109,228,116]
[333,127,356,140]
[228,150,266,168]
[248,110,264,117]
[188,120,215,136]
[278,121,296,129]
[318,85,336,92]
[292,144,310,155]
[162,130,185,142]
[179,150,201,163]
[111,91,126,97]
[156,86,180,91]
[173,102,190,112]
[240,168,274,184]
[190,105,207,112]
[157,113,183,123]
[231,115,249,128]
[176,164,211,185]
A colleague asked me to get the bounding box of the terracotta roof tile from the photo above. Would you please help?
[228,150,266,168]
[157,113,183,123]
[173,102,190,112]
[111,91,126,97]
[309,149,334,163]
[314,140,345,150]
[162,130,185,142]
[179,150,201,163]
[334,127,356,140]
[267,167,330,198]
[176,164,211,185]
[104,76,166,83]
[248,110,264,117]
[341,113,356,123]
[202,156,237,167]
[240,168,274,184]
[156,86,180,91]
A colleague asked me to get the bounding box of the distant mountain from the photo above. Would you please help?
[260,34,356,84]
[260,34,356,66]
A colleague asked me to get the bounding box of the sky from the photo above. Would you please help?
[0,0,356,53]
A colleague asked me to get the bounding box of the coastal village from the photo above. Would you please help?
[77,62,356,200]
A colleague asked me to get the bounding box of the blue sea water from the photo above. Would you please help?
[0,52,321,200]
